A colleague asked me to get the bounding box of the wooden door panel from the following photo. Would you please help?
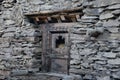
[49,32,69,74]
[42,26,70,74]
[50,59,68,74]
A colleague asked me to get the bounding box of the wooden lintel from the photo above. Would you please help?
[25,7,84,24]
[52,15,60,17]
[24,7,83,16]
[69,14,76,18]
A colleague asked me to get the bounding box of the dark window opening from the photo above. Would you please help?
[28,18,35,24]
[55,36,65,48]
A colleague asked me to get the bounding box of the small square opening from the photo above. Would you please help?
[55,36,65,48]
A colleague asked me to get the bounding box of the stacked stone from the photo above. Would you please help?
[22,0,83,14]
[0,0,120,80]
[0,0,43,79]
[69,0,120,80]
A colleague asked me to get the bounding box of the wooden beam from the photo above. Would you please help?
[44,19,48,23]
[47,17,52,21]
[35,17,39,22]
[60,15,66,21]
[57,18,61,23]
[76,14,81,21]
[69,14,77,22]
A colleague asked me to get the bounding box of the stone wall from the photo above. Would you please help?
[0,0,120,80]
[69,0,120,80]
[0,0,42,79]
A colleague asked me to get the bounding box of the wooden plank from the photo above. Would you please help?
[35,17,39,21]
[44,19,48,23]
[71,17,77,22]
[41,25,47,72]
[47,17,52,21]
[24,7,83,16]
[60,15,66,21]
[76,14,81,21]
[27,13,83,24]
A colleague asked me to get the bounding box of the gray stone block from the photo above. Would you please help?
[96,76,110,80]
[108,59,120,65]
[103,52,116,58]
[100,13,114,20]
[107,4,120,9]
[11,70,28,76]
[4,20,15,25]
[93,0,120,7]
[2,33,14,37]
[112,71,120,79]
[103,19,120,27]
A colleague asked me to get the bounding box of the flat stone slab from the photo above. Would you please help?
[108,59,120,65]
[10,72,82,80]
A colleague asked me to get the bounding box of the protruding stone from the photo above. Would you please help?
[110,33,120,40]
[107,4,120,9]
[83,74,93,80]
[103,19,120,27]
[11,70,28,76]
[108,28,119,33]
[4,20,15,25]
[81,15,98,19]
[2,33,14,37]
[96,76,110,80]
[83,8,100,16]
[100,13,114,20]
[112,10,120,15]
[103,52,116,58]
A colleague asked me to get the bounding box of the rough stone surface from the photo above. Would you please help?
[0,0,120,80]
[103,52,116,58]
[108,59,120,65]
[100,13,114,20]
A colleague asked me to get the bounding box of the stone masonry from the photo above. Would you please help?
[0,0,120,80]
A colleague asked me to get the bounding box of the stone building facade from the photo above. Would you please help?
[0,0,120,80]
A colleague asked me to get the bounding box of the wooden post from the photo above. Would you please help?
[41,25,47,72]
